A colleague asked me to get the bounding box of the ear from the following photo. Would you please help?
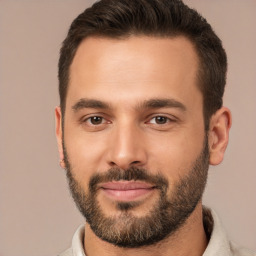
[208,107,232,166]
[55,106,66,169]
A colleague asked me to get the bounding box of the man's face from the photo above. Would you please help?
[57,36,209,247]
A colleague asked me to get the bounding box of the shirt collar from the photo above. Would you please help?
[71,224,86,256]
[203,207,232,256]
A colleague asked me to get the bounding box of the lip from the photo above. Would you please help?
[99,181,156,202]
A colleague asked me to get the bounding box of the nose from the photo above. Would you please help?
[106,123,147,170]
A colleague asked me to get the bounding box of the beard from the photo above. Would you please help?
[63,138,209,248]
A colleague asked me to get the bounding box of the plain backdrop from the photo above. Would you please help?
[0,1,255,256]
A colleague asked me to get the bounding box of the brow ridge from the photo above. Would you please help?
[72,98,111,112]
[139,98,186,111]
[71,97,186,112]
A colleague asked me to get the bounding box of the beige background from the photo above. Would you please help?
[0,1,255,255]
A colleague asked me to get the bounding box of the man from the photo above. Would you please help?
[55,0,255,255]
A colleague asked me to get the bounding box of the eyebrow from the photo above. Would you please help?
[72,97,186,112]
[72,98,111,112]
[139,98,186,111]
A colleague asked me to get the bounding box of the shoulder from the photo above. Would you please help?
[57,225,85,256]
[230,242,256,256]
[58,247,73,256]
[203,207,256,256]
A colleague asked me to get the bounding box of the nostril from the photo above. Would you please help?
[109,160,142,169]
[110,161,117,167]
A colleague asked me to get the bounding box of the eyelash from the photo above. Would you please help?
[82,116,109,125]
[147,115,175,125]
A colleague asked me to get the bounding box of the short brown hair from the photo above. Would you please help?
[59,0,227,128]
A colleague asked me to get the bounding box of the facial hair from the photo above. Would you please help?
[63,138,209,248]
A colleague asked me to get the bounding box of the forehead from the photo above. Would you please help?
[67,36,201,109]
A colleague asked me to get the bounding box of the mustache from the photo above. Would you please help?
[89,166,169,193]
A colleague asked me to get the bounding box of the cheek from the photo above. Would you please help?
[63,126,109,182]
[146,127,205,180]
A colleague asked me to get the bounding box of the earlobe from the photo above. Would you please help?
[55,106,66,169]
[208,107,232,166]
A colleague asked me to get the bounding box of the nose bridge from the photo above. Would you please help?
[108,119,146,169]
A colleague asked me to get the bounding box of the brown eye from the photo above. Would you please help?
[149,116,170,124]
[89,116,103,125]
[155,116,168,124]
[81,115,111,131]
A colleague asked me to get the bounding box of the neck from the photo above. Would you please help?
[83,203,208,256]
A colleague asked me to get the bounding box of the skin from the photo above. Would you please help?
[55,36,231,256]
